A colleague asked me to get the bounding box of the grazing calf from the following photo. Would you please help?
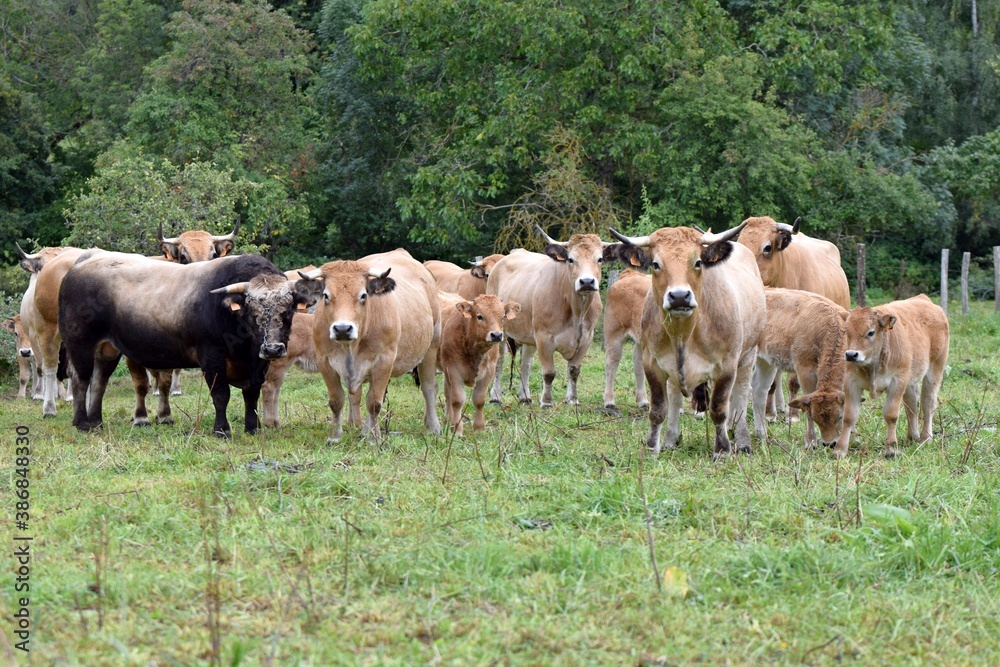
[305,249,442,443]
[751,288,849,449]
[606,222,766,458]
[3,315,37,399]
[437,293,520,435]
[602,269,650,412]
[424,254,505,301]
[487,228,609,406]
[261,312,318,428]
[835,295,949,458]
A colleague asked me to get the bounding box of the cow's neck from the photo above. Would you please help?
[815,326,847,391]
[658,307,698,397]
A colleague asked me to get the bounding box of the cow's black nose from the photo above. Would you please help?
[845,351,859,362]
[333,324,353,336]
[19,349,32,358]
[667,289,693,307]
[260,343,286,359]
[489,331,504,342]
[578,277,597,291]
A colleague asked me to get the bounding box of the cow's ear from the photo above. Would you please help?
[504,302,521,320]
[835,392,845,406]
[544,244,570,262]
[221,295,245,312]
[456,302,474,318]
[788,394,812,411]
[19,258,41,274]
[366,270,396,296]
[775,229,793,252]
[701,240,734,266]
[161,243,179,261]
[2,318,15,335]
[878,313,897,331]
[470,265,487,279]
[214,239,235,258]
[839,309,849,321]
[604,244,651,270]
[294,277,323,307]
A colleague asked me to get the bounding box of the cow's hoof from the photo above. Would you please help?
[884,447,901,459]
[158,416,175,426]
[692,411,705,420]
[712,449,732,461]
[489,398,501,404]
[214,429,232,439]
[637,402,649,411]
[600,405,621,417]
[133,418,151,427]
[518,398,532,405]
[171,390,182,396]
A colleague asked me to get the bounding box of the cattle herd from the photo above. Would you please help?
[2,216,950,459]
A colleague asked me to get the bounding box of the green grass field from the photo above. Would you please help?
[1,303,999,665]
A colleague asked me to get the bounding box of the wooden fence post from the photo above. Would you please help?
[961,251,971,316]
[607,269,620,288]
[856,243,866,307]
[994,246,999,313]
[941,249,949,316]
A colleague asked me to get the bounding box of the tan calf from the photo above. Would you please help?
[261,312,318,428]
[305,249,441,443]
[424,254,505,301]
[602,269,650,412]
[751,288,849,449]
[3,315,38,399]
[836,295,949,458]
[437,293,520,435]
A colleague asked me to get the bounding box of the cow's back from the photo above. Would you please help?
[781,236,851,308]
[486,250,550,343]
[877,295,949,376]
[760,288,847,369]
[605,269,650,341]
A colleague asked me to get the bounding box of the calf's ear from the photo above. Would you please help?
[214,239,235,258]
[2,318,15,334]
[470,265,487,279]
[161,242,180,261]
[788,395,812,411]
[775,228,793,252]
[701,240,734,266]
[503,302,521,320]
[603,243,651,270]
[877,312,897,331]
[544,244,570,262]
[456,302,474,318]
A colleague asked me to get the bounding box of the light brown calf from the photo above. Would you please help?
[3,315,37,399]
[751,288,849,449]
[836,295,949,458]
[437,293,520,436]
[602,269,650,412]
[424,254,505,301]
[261,312,318,428]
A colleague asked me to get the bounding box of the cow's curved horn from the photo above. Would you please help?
[15,242,40,260]
[299,269,322,280]
[608,228,651,247]
[158,222,180,245]
[692,225,707,234]
[368,267,391,279]
[210,282,250,295]
[792,216,801,234]
[536,225,567,246]
[700,219,749,245]
[467,259,483,267]
[775,217,802,235]
[211,217,240,242]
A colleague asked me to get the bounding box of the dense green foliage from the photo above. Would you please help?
[2,0,1000,290]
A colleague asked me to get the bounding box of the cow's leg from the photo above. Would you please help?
[644,363,668,454]
[517,345,536,404]
[902,381,921,443]
[603,330,625,411]
[882,377,907,458]
[709,372,736,459]
[363,362,393,441]
[126,357,152,426]
[203,369,232,438]
[416,352,441,435]
[347,386,363,426]
[444,371,466,436]
[30,349,42,399]
[632,341,648,410]
[919,371,943,443]
[38,330,61,417]
[471,373,491,432]
[787,373,801,422]
[798,370,820,449]
[318,358,345,443]
[242,384,262,434]
[490,339,506,403]
[67,343,96,430]
[85,344,121,428]
[262,358,291,428]
[170,369,182,395]
[751,358,778,441]
[729,353,756,454]
[833,382,862,458]
[16,355,30,399]
[154,372,173,424]
[536,339,558,407]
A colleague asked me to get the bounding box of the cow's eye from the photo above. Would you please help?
[323,292,330,302]
[597,256,604,264]
[866,329,875,338]
[359,292,367,303]
[694,259,702,269]
[763,244,772,255]
[477,314,484,321]
[652,261,662,271]
[567,257,575,264]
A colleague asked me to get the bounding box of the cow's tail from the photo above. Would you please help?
[57,344,69,381]
[410,367,420,387]
[507,338,519,391]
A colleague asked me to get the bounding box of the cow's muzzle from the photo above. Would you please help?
[19,348,32,358]
[576,277,598,292]
[845,350,864,363]
[330,322,357,342]
[488,331,504,343]
[259,343,287,360]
